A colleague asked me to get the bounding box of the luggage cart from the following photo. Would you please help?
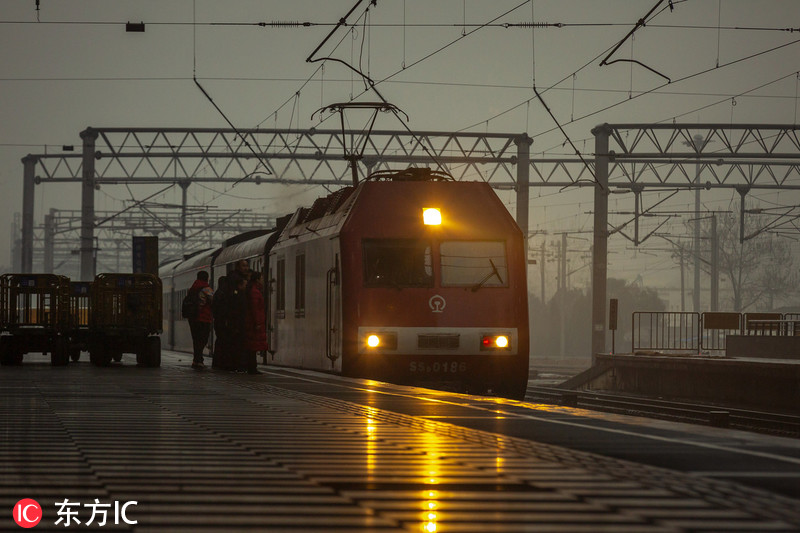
[67,281,92,362]
[0,273,70,366]
[88,273,162,367]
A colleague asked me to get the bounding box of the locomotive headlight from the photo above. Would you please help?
[423,207,442,226]
[363,332,398,351]
[481,334,511,351]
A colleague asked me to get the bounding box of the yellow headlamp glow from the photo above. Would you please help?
[423,208,442,226]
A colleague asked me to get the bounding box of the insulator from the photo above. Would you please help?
[260,21,312,28]
[505,22,563,28]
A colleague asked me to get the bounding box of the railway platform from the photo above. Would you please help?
[573,353,800,413]
[3,351,800,532]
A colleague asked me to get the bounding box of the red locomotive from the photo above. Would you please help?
[161,168,529,398]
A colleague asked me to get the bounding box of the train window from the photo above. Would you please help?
[295,254,305,318]
[363,239,433,288]
[276,258,285,318]
[440,241,508,288]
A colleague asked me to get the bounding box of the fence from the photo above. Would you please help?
[631,311,800,355]
[632,312,701,353]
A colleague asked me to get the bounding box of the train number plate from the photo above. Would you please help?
[409,361,467,374]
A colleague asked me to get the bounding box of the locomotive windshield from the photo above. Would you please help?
[440,241,508,288]
[363,239,433,288]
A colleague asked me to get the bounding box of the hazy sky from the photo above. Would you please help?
[1,1,799,301]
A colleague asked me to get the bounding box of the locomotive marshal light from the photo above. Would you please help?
[367,335,380,348]
[481,334,510,350]
[423,208,442,226]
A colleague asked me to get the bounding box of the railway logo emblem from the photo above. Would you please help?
[429,295,446,313]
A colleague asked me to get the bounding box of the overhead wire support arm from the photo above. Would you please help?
[532,86,603,192]
[598,0,672,83]
[304,0,373,65]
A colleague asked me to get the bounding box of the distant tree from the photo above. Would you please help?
[530,278,666,357]
[530,288,589,357]
[698,212,797,312]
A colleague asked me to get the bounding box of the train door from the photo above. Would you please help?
[326,252,341,367]
[168,286,175,349]
[267,253,285,356]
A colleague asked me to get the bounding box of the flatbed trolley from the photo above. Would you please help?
[0,273,70,365]
[88,273,162,367]
[67,281,91,362]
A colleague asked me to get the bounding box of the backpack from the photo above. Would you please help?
[181,288,201,320]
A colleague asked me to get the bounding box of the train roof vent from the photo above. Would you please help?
[295,207,310,224]
[325,187,354,214]
[300,186,356,224]
[304,197,329,222]
[366,167,454,182]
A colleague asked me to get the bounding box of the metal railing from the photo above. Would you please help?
[632,312,700,353]
[632,311,800,355]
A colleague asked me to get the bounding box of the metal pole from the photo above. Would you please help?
[591,124,610,359]
[540,241,546,303]
[179,180,189,249]
[680,249,685,312]
[21,155,36,273]
[692,135,702,313]
[737,186,749,244]
[11,214,22,272]
[515,135,532,258]
[80,128,98,281]
[560,232,567,358]
[711,214,718,311]
[44,209,55,273]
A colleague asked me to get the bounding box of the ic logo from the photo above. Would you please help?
[13,499,42,528]
[428,295,446,313]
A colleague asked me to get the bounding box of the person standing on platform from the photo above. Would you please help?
[187,271,214,369]
[211,276,232,370]
[242,271,267,374]
[232,259,250,286]
[228,272,248,373]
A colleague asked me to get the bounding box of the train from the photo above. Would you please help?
[159,167,530,399]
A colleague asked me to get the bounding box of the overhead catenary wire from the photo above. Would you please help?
[464,36,800,142]
[190,0,272,183]
[5,18,800,32]
[533,69,800,157]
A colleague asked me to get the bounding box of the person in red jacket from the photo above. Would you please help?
[241,271,267,374]
[188,270,214,369]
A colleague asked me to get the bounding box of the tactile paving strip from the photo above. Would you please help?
[2,355,799,532]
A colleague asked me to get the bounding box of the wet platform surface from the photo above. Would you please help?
[2,351,800,532]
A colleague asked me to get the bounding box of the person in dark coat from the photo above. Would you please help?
[211,276,233,370]
[228,273,248,372]
[188,271,214,369]
[230,259,250,288]
[242,271,267,374]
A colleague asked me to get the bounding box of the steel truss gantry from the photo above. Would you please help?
[19,124,800,355]
[21,127,536,279]
[590,123,800,357]
[33,208,276,274]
